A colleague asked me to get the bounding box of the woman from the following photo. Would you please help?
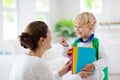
[9,21,71,80]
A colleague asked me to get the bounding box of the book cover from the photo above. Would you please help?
[72,47,96,74]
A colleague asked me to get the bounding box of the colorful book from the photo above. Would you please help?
[72,47,96,74]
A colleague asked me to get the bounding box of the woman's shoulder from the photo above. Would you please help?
[20,55,48,68]
[28,56,46,65]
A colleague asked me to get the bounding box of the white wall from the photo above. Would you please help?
[18,0,36,34]
[49,0,60,30]
[96,0,120,22]
[57,0,80,19]
[108,0,120,21]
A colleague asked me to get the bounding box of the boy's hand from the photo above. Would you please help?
[82,63,95,72]
[60,37,69,47]
[79,71,92,78]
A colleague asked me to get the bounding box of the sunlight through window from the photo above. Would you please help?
[3,11,17,40]
[80,0,102,14]
[2,0,18,40]
[35,0,49,23]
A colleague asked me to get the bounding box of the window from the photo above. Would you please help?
[35,0,49,23]
[2,0,18,40]
[0,0,49,41]
[80,0,102,14]
[3,11,17,40]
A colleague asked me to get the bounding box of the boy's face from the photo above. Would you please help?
[75,24,93,39]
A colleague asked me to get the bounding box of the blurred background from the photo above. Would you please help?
[0,0,120,80]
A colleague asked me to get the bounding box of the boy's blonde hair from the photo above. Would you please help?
[73,12,96,29]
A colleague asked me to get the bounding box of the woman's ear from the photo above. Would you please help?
[39,37,45,44]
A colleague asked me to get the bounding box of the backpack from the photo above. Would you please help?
[73,38,108,80]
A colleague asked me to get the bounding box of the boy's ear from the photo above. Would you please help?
[89,27,92,30]
[89,27,95,31]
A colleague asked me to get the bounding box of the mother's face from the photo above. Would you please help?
[45,29,52,49]
[38,28,52,51]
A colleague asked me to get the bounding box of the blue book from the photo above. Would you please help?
[76,47,96,73]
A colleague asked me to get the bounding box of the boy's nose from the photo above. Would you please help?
[77,27,81,31]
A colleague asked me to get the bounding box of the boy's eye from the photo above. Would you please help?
[75,26,77,28]
[76,26,83,29]
[75,26,80,28]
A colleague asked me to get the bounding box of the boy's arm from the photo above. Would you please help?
[93,40,109,70]
[62,46,69,57]
[60,37,70,57]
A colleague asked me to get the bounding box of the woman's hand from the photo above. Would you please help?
[58,60,71,77]
[60,37,69,47]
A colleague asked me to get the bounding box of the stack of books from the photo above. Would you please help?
[68,47,96,74]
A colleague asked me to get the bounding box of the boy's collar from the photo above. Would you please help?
[77,33,94,43]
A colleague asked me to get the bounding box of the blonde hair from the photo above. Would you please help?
[74,12,96,29]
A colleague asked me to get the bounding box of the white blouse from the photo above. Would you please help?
[9,54,62,80]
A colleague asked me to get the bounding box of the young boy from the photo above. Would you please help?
[60,12,109,80]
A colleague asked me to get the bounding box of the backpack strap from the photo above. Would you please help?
[72,39,78,47]
[92,38,99,60]
[92,38,108,80]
